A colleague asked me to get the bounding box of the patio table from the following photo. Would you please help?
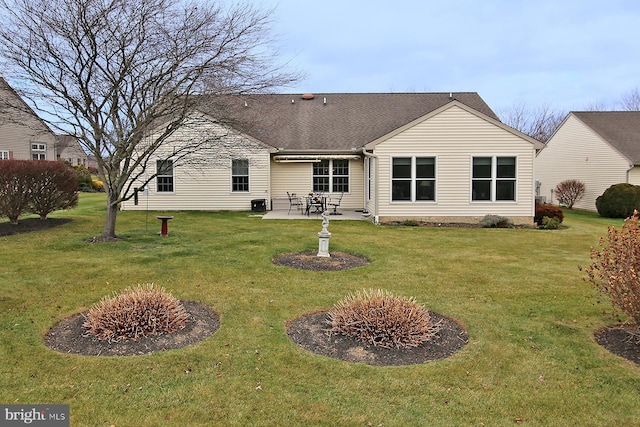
[305,194,326,216]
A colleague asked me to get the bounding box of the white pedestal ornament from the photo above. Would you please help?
[317,211,331,258]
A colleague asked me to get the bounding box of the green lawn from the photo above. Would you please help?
[0,194,637,426]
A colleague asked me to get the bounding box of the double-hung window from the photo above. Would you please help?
[391,157,436,202]
[31,142,46,160]
[313,159,349,193]
[156,159,174,192]
[471,156,516,201]
[0,151,9,160]
[231,159,249,192]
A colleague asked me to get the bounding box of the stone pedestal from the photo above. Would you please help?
[317,230,331,257]
[317,211,331,257]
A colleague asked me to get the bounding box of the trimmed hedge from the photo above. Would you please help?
[596,183,640,218]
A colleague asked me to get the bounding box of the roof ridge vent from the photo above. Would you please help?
[301,93,315,100]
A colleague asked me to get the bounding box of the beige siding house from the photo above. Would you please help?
[121,113,274,211]
[56,135,91,168]
[366,102,540,224]
[0,76,56,161]
[122,92,543,224]
[535,112,640,211]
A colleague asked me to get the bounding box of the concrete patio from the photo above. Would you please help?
[261,208,371,221]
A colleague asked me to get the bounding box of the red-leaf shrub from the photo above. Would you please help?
[535,203,564,225]
[554,179,585,208]
[29,161,78,219]
[583,211,640,327]
[0,160,78,223]
[0,160,32,224]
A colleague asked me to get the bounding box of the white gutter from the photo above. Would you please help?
[273,154,362,162]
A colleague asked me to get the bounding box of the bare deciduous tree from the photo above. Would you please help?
[498,102,565,143]
[554,179,585,209]
[0,0,299,239]
[620,87,640,111]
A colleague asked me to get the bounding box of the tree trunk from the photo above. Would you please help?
[102,192,119,238]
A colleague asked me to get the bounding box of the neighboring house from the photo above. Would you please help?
[535,111,640,211]
[56,134,91,168]
[0,76,57,161]
[121,92,543,225]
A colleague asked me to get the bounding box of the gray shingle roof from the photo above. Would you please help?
[572,111,640,164]
[201,92,498,152]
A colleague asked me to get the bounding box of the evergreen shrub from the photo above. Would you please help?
[596,183,640,218]
[479,215,513,228]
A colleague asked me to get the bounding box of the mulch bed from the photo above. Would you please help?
[0,217,72,236]
[287,310,468,366]
[45,301,219,356]
[272,251,370,271]
[594,324,640,365]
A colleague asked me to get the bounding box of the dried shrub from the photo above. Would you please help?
[83,284,189,341]
[327,289,441,349]
[583,211,640,325]
[535,203,563,225]
[554,179,585,208]
[479,215,513,228]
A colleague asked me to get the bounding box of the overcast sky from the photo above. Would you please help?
[259,0,639,115]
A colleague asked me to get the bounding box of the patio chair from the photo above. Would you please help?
[328,192,344,215]
[287,192,303,214]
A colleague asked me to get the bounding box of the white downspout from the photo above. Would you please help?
[364,152,379,224]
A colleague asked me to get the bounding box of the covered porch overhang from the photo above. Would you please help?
[272,154,363,163]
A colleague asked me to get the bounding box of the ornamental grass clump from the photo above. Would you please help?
[83,284,189,341]
[327,289,441,349]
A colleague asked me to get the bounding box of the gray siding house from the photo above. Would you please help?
[122,92,543,224]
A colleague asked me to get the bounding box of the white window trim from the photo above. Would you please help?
[312,159,351,194]
[390,156,437,203]
[470,155,518,203]
[231,158,250,193]
[0,151,9,160]
[156,159,175,193]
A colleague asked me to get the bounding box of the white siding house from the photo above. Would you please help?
[535,112,640,211]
